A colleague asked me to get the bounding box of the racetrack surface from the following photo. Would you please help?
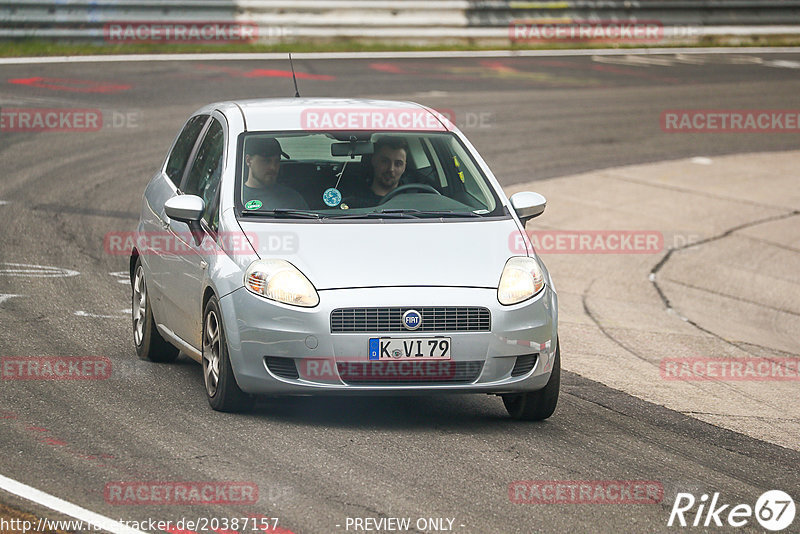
[1,52,799,533]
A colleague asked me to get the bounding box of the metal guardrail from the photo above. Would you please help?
[467,0,800,26]
[1,0,799,42]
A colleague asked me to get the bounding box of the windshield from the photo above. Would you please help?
[235,131,503,219]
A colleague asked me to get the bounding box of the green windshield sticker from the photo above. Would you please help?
[245,200,262,210]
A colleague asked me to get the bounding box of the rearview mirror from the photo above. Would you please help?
[331,141,373,158]
[510,191,546,225]
[165,194,204,223]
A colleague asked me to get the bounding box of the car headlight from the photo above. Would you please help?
[498,257,545,305]
[244,259,319,307]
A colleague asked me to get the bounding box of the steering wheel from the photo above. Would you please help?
[378,183,441,204]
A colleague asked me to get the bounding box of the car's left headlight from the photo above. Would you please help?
[498,257,545,305]
[244,259,319,307]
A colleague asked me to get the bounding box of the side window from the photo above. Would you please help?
[182,118,225,228]
[431,137,495,211]
[165,115,208,185]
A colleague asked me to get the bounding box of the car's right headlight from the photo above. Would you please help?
[498,256,545,305]
[244,259,319,307]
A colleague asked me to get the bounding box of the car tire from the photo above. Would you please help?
[202,296,252,412]
[502,338,560,421]
[132,258,179,363]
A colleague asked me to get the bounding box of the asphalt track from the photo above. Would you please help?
[0,51,799,534]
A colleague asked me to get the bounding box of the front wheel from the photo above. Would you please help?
[202,296,252,412]
[132,258,179,363]
[502,338,560,421]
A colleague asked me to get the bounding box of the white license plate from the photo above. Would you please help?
[369,337,451,361]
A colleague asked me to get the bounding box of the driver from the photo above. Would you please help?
[346,136,409,207]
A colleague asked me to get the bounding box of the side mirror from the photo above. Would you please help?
[510,191,546,225]
[165,195,204,223]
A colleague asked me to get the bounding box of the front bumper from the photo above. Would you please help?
[219,285,558,395]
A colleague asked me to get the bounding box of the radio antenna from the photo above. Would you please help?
[289,53,300,97]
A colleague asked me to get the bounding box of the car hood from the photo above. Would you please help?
[237,218,526,290]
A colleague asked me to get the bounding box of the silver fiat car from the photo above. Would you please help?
[130,98,559,420]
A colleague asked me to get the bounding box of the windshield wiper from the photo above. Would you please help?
[412,210,483,218]
[329,209,485,219]
[328,209,421,219]
[241,209,322,219]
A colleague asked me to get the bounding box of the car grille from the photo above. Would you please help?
[330,307,491,333]
[265,356,299,379]
[511,354,538,377]
[340,360,484,385]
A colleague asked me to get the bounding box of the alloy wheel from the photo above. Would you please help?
[203,310,221,397]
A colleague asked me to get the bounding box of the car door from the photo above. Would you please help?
[142,113,209,327]
[160,115,227,348]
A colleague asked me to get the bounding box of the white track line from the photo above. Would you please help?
[74,310,127,319]
[0,47,799,65]
[0,473,147,534]
[0,263,80,278]
[0,294,23,305]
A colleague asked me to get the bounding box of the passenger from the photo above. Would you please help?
[345,136,410,207]
[243,137,308,209]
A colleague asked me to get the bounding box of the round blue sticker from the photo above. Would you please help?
[323,187,342,207]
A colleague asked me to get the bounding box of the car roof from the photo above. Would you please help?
[204,98,453,133]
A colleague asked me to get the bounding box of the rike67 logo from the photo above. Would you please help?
[668,490,795,531]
